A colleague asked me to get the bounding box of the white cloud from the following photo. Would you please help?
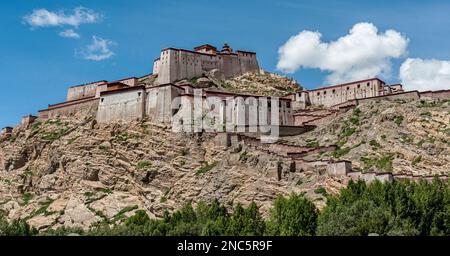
[400,58,450,91]
[277,22,409,84]
[77,36,116,61]
[59,29,80,39]
[23,7,101,28]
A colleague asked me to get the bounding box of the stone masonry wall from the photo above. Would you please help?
[66,81,107,101]
[97,87,146,123]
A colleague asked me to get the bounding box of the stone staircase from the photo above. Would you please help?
[237,134,337,159]
[293,108,341,126]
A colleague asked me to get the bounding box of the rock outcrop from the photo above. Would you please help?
[0,95,448,231]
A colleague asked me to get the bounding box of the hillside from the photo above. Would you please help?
[0,114,341,230]
[283,99,450,176]
[174,70,302,96]
[0,88,449,231]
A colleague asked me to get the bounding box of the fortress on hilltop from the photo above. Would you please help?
[3,42,449,137]
[2,42,450,184]
[153,43,260,84]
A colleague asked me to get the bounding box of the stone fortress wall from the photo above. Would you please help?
[4,42,450,184]
[153,43,259,84]
[292,78,402,109]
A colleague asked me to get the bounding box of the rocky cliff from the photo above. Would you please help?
[0,114,340,231]
[284,99,450,175]
[0,76,448,231]
[175,70,302,96]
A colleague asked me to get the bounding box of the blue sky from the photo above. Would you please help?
[1,0,450,128]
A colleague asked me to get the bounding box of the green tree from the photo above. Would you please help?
[226,202,265,236]
[266,194,318,236]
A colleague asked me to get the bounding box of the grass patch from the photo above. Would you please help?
[332,147,351,158]
[417,99,450,108]
[399,134,413,144]
[21,168,34,178]
[2,179,12,185]
[420,112,432,117]
[30,198,54,218]
[8,135,17,143]
[31,121,42,132]
[360,154,394,172]
[114,132,129,142]
[412,156,422,166]
[98,145,109,151]
[84,191,95,197]
[100,188,113,194]
[353,108,362,116]
[44,119,63,126]
[394,115,404,126]
[332,140,365,159]
[111,205,139,223]
[341,126,357,138]
[443,128,450,136]
[21,192,34,206]
[136,161,151,170]
[180,148,189,156]
[189,76,201,84]
[306,140,319,148]
[314,187,328,197]
[369,139,382,150]
[349,116,359,125]
[196,161,218,175]
[239,151,252,161]
[40,127,69,142]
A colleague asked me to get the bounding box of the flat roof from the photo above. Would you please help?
[100,85,146,96]
[40,97,99,112]
[117,76,138,81]
[69,80,108,89]
[307,78,385,92]
[237,50,256,55]
[194,44,217,51]
[162,47,252,57]
[48,96,96,108]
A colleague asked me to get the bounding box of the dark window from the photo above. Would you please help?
[317,92,320,96]
[357,84,361,88]
[367,82,370,86]
[347,87,350,90]
[332,89,336,94]
[286,102,291,108]
[101,98,104,102]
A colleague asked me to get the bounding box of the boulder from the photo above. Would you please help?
[58,197,100,229]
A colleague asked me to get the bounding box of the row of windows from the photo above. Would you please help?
[222,100,291,108]
[316,82,376,96]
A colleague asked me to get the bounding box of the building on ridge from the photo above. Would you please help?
[153,43,260,84]
[291,78,404,109]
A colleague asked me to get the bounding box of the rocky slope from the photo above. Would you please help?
[284,99,450,176]
[0,89,448,231]
[174,70,302,96]
[0,113,340,231]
